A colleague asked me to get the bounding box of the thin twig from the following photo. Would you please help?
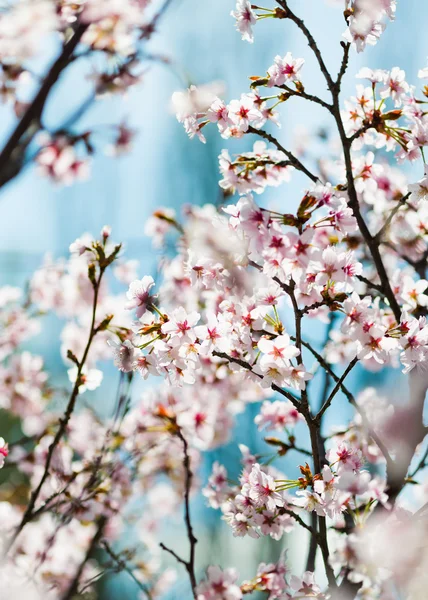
[330,89,401,322]
[103,542,153,599]
[356,274,384,294]
[336,42,351,91]
[7,266,106,551]
[299,339,394,471]
[281,507,320,539]
[0,23,88,188]
[315,357,359,422]
[61,516,107,600]
[160,428,197,598]
[276,0,335,93]
[348,122,374,144]
[212,350,301,408]
[278,83,332,110]
[248,126,319,183]
[374,193,410,243]
[408,443,428,480]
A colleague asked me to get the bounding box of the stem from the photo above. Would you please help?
[62,516,107,600]
[277,83,332,110]
[336,42,351,91]
[315,357,358,422]
[213,349,301,408]
[160,428,198,598]
[374,193,410,243]
[408,443,428,480]
[306,417,337,589]
[285,282,336,589]
[248,126,319,183]
[7,266,106,551]
[276,0,335,93]
[305,512,318,571]
[103,542,153,599]
[281,507,319,539]
[330,94,401,322]
[0,23,88,188]
[300,339,394,471]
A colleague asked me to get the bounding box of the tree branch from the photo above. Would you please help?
[212,350,301,408]
[315,357,359,422]
[61,516,106,600]
[330,95,402,322]
[374,193,410,243]
[275,0,335,92]
[248,126,319,183]
[103,541,153,599]
[160,428,197,598]
[7,265,106,551]
[0,23,88,188]
[336,42,351,91]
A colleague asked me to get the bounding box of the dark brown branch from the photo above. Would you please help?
[278,83,332,111]
[281,507,320,539]
[374,193,410,243]
[276,1,335,93]
[62,516,106,600]
[160,428,197,598]
[348,122,374,145]
[248,126,319,183]
[284,281,337,590]
[103,542,153,599]
[356,274,384,294]
[299,339,394,471]
[279,0,400,323]
[315,357,359,422]
[264,437,312,457]
[330,95,402,322]
[160,542,189,567]
[305,512,318,572]
[336,42,351,91]
[299,301,327,316]
[0,23,88,188]
[7,266,106,551]
[316,316,337,415]
[408,443,428,480]
[305,418,337,589]
[212,350,301,408]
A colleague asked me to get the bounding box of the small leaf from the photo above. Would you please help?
[67,350,80,367]
[95,314,114,334]
[104,243,122,267]
[88,263,97,287]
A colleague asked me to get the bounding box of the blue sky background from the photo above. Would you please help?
[1,1,428,597]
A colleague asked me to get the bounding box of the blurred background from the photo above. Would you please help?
[0,1,427,597]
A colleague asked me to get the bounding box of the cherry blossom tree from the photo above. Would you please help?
[2,1,428,599]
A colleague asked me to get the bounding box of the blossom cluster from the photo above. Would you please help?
[0,229,190,598]
[204,436,388,541]
[230,0,396,52]
[196,560,326,600]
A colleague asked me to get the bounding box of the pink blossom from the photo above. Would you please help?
[258,335,300,364]
[68,366,103,392]
[0,437,8,469]
[125,276,156,318]
[246,463,283,511]
[231,0,256,43]
[267,53,305,87]
[255,400,302,431]
[161,307,200,338]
